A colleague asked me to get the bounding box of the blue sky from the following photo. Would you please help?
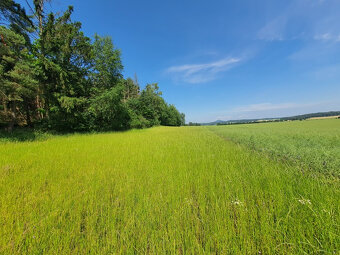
[19,0,340,122]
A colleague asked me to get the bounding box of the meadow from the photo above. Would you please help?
[209,119,340,178]
[0,122,339,254]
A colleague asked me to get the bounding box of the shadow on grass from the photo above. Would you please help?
[0,128,56,143]
[0,126,137,143]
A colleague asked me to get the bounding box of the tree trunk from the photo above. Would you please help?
[7,101,16,133]
[26,103,32,127]
[0,33,7,46]
[36,0,44,36]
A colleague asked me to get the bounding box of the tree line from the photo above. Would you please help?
[214,111,340,126]
[0,0,185,132]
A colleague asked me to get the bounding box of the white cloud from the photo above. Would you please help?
[166,57,241,84]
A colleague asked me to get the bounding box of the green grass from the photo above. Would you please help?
[209,119,340,178]
[0,125,339,254]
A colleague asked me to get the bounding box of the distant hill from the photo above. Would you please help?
[201,111,340,126]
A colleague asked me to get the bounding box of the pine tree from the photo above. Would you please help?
[0,26,38,131]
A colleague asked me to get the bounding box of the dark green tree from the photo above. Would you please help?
[0,0,34,47]
[87,83,130,131]
[161,104,182,126]
[123,77,140,101]
[34,6,93,130]
[0,26,38,131]
[91,34,123,91]
[0,0,33,30]
[137,83,166,126]
[180,113,185,125]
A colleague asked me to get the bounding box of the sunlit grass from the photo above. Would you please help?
[208,119,340,178]
[0,126,339,254]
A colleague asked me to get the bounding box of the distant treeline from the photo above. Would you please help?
[187,122,201,126]
[0,1,185,132]
[216,120,280,126]
[280,111,340,121]
[215,111,340,126]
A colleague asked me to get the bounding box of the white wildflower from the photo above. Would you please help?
[231,199,244,206]
[298,198,311,205]
[184,198,193,205]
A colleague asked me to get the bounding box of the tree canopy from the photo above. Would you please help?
[0,1,185,132]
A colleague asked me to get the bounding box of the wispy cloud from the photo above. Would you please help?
[314,33,340,42]
[188,100,340,123]
[234,102,300,112]
[166,57,241,84]
[257,0,340,42]
[310,64,340,79]
[257,16,287,41]
[212,101,329,122]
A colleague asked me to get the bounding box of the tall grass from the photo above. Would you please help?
[0,126,339,254]
[209,119,340,178]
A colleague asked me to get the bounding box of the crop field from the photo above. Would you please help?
[209,119,340,178]
[308,116,339,120]
[0,121,339,254]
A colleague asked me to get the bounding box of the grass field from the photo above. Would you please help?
[209,119,340,178]
[0,122,339,254]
